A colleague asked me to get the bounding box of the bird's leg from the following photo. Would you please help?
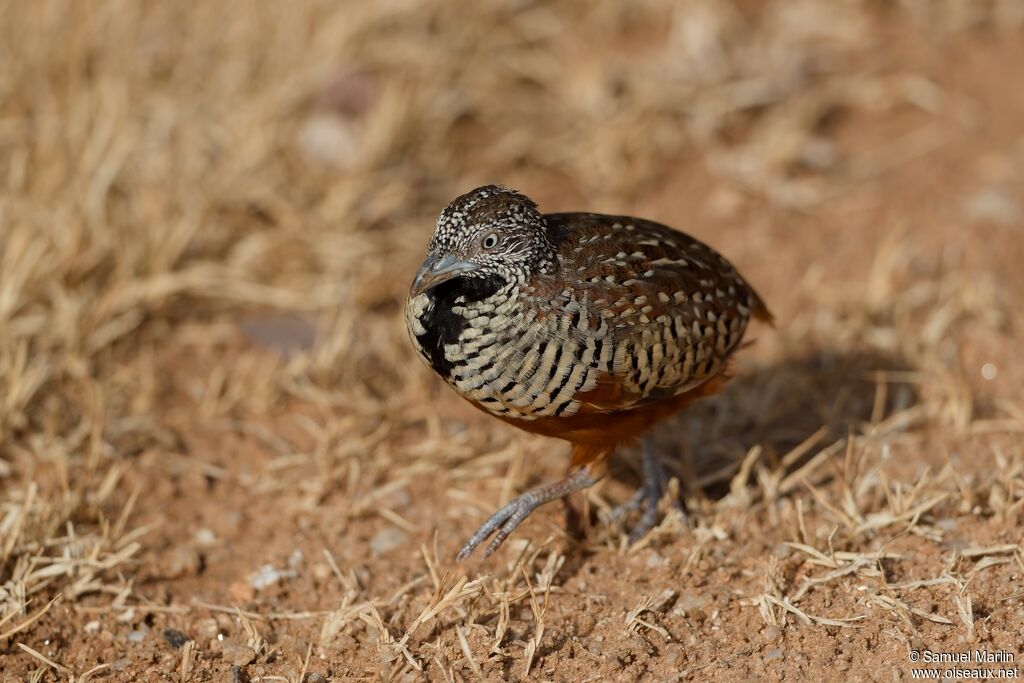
[611,437,687,543]
[457,466,601,560]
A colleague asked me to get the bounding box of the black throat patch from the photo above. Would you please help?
[416,274,505,379]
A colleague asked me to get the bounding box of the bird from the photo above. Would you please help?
[405,185,772,560]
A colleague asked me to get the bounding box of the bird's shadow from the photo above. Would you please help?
[553,348,917,578]
[606,347,919,504]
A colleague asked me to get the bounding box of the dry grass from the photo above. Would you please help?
[1,0,1023,680]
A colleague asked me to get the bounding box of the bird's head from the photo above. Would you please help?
[411,186,554,297]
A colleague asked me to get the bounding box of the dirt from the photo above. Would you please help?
[2,2,1023,682]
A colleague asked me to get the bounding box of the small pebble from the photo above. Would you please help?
[249,564,297,590]
[229,581,255,602]
[981,363,997,380]
[196,617,220,639]
[125,627,148,643]
[962,187,1021,226]
[195,528,218,546]
[222,641,257,666]
[163,628,189,649]
[672,592,710,615]
[369,527,407,555]
[166,546,202,578]
[645,551,666,568]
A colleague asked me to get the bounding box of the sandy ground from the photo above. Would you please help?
[1,1,1023,681]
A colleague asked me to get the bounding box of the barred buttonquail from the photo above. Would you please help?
[406,186,772,559]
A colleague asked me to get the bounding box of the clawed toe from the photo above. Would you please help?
[607,488,645,524]
[613,437,688,545]
[456,468,600,560]
[626,504,662,544]
[618,490,688,544]
[457,494,539,560]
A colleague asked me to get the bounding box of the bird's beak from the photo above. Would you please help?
[411,254,479,296]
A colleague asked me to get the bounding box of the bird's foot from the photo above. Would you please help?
[457,467,599,560]
[609,438,687,544]
[607,487,645,525]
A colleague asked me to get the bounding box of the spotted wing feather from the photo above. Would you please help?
[533,213,769,415]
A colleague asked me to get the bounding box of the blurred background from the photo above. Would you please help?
[1,1,1022,680]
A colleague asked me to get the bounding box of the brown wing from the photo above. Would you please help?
[537,212,770,415]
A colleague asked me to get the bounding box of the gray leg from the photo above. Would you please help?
[611,437,686,543]
[457,467,601,560]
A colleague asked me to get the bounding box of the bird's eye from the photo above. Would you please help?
[481,233,499,250]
